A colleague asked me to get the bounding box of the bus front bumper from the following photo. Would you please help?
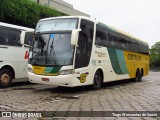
[28,72,74,87]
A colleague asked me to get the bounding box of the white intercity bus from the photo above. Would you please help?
[0,22,34,88]
[28,16,149,89]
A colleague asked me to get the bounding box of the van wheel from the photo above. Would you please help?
[93,71,102,90]
[0,69,12,88]
[135,70,142,82]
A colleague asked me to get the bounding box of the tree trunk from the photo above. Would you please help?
[37,0,40,4]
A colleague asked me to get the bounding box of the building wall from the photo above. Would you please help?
[32,0,90,17]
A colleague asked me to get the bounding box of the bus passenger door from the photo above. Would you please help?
[74,19,94,84]
[75,19,94,69]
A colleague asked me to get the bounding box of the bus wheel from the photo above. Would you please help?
[135,70,142,82]
[0,69,12,88]
[93,71,102,90]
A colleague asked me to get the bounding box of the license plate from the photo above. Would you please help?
[42,78,49,82]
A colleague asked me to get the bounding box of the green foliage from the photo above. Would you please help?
[0,0,66,28]
[150,41,160,67]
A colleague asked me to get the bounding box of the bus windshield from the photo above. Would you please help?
[29,33,74,66]
[35,18,78,32]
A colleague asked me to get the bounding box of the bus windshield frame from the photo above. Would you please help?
[35,18,78,33]
[29,18,79,67]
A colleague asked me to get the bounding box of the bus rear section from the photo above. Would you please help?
[0,22,34,88]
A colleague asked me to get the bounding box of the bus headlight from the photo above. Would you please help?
[59,69,74,75]
[28,67,34,73]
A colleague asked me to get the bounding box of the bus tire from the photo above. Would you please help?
[135,70,142,82]
[93,70,102,90]
[0,69,12,88]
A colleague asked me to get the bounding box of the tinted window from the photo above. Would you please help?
[0,26,21,46]
[108,32,120,49]
[119,35,128,50]
[75,19,94,69]
[139,42,149,54]
[108,33,114,46]
[128,39,140,52]
[112,34,120,49]
[95,25,108,46]
[94,23,148,54]
[24,32,33,45]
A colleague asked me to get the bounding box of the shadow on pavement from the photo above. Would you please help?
[33,78,139,94]
[3,78,146,94]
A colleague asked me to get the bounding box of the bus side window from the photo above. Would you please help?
[0,27,5,44]
[96,25,108,46]
[128,39,140,53]
[0,27,21,46]
[119,35,128,50]
[24,32,33,46]
[8,29,21,46]
[95,37,101,45]
[139,42,149,54]
[112,35,119,49]
[108,34,114,47]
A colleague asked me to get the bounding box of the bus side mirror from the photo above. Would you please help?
[71,29,81,46]
[20,31,25,45]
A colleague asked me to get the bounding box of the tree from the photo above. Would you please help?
[0,0,66,28]
[150,41,160,68]
[37,0,40,4]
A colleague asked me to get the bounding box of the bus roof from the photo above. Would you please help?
[38,16,148,45]
[39,16,95,22]
[0,22,34,31]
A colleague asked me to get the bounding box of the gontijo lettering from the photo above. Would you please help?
[128,54,141,61]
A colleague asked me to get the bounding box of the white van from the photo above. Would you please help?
[0,22,34,88]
